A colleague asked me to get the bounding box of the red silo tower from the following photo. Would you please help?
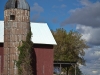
[4,0,30,75]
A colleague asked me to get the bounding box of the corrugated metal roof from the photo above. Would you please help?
[5,0,30,10]
[0,21,57,45]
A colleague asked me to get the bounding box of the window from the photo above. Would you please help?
[10,15,15,20]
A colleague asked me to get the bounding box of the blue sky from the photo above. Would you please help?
[0,0,100,75]
[0,0,81,31]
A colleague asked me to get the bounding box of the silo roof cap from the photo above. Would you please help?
[5,0,30,11]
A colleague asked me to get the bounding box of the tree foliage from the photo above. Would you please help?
[69,66,83,75]
[52,28,88,75]
[16,28,34,75]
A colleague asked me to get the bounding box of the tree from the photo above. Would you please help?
[16,28,34,75]
[52,28,88,75]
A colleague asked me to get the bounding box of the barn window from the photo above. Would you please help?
[15,0,18,8]
[10,15,15,20]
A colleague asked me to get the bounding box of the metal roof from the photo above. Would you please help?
[31,22,57,45]
[0,21,4,43]
[0,21,57,45]
[5,0,30,10]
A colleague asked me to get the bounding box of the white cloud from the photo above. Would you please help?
[76,25,100,46]
[80,0,92,6]
[56,1,100,74]
[77,25,100,75]
[31,2,44,13]
[61,0,100,27]
[79,47,100,75]
[92,71,98,74]
[84,47,100,61]
[61,0,100,75]
[31,3,44,21]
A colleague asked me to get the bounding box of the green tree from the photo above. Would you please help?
[68,66,83,75]
[52,28,88,75]
[16,28,34,75]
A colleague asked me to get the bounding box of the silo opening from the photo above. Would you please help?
[15,0,18,8]
[10,15,15,20]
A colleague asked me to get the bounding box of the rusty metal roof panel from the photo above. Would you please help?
[0,21,57,45]
[5,0,30,10]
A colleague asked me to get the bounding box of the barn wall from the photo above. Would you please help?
[33,44,54,75]
[0,43,4,73]
[0,43,54,75]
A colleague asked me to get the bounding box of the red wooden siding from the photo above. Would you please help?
[33,44,54,75]
[0,43,54,75]
[0,43,4,73]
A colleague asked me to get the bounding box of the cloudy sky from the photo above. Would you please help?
[0,0,100,75]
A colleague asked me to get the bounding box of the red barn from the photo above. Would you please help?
[0,21,57,75]
[0,43,3,73]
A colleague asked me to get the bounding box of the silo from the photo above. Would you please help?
[4,0,30,75]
